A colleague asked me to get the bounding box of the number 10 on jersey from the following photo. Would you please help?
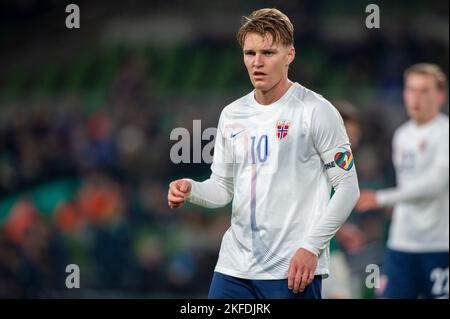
[251,135,268,164]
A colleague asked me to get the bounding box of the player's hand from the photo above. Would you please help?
[288,248,318,294]
[335,223,367,253]
[355,190,379,213]
[168,179,192,209]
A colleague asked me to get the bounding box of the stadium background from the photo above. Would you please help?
[0,0,448,298]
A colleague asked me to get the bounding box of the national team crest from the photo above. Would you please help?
[276,120,290,140]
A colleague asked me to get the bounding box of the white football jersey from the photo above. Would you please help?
[380,114,449,252]
[209,82,357,279]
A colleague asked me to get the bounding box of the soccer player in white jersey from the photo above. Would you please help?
[357,63,449,299]
[168,8,360,299]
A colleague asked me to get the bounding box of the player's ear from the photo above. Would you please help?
[437,90,447,109]
[286,46,295,66]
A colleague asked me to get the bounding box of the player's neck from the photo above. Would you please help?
[254,78,293,105]
[413,112,440,127]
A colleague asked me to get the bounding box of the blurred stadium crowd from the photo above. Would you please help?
[0,0,448,298]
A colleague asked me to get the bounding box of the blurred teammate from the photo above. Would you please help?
[168,8,360,299]
[357,63,449,299]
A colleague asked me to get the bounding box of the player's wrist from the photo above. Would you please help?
[182,178,195,201]
[375,190,387,207]
[300,244,319,257]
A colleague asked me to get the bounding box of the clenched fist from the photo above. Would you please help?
[168,179,192,209]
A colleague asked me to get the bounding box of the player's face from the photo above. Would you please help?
[404,73,446,125]
[242,33,295,93]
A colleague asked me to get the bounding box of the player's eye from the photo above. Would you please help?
[245,51,255,56]
[264,51,275,56]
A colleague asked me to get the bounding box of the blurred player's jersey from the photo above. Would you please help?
[211,82,355,280]
[388,114,449,252]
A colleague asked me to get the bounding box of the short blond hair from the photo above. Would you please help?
[404,63,447,92]
[236,8,294,48]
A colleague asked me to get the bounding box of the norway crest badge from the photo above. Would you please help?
[276,120,290,140]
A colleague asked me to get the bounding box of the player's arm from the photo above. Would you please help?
[168,113,234,209]
[288,102,360,294]
[302,103,360,256]
[168,174,233,209]
[187,174,233,208]
[357,129,449,212]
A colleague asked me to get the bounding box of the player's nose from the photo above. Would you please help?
[253,53,264,67]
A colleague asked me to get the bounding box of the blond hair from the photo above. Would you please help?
[404,63,447,91]
[236,8,294,48]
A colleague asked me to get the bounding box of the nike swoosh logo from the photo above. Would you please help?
[230,129,246,138]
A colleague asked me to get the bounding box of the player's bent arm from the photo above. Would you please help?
[185,173,234,208]
[376,164,449,207]
[302,165,360,256]
[377,127,449,207]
